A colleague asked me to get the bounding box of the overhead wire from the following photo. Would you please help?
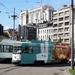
[0,1,19,26]
[0,1,40,27]
[0,1,40,4]
[0,2,13,12]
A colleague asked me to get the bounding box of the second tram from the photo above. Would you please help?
[0,39,20,62]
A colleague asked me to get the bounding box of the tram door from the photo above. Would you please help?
[21,46,35,64]
[21,46,29,64]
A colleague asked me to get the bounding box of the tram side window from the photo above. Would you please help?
[0,45,3,52]
[4,46,9,52]
[29,46,33,54]
[4,46,7,52]
[3,46,13,52]
[9,46,13,52]
[6,46,10,52]
[22,46,29,53]
[25,47,28,53]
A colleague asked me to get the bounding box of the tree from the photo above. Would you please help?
[58,37,62,43]
[48,36,51,42]
[70,38,72,45]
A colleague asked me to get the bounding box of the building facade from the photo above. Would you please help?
[19,4,54,41]
[20,4,54,26]
[38,22,53,41]
[4,29,17,40]
[18,24,37,41]
[53,5,75,43]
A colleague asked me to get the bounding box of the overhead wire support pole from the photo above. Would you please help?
[11,8,17,31]
[11,8,18,40]
[71,0,74,70]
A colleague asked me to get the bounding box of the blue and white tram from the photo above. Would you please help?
[12,40,54,65]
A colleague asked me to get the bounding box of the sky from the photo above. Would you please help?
[0,0,74,30]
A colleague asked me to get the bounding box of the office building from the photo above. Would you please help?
[53,5,75,43]
[20,4,54,26]
[18,24,36,41]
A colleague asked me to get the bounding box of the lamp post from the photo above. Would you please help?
[71,0,74,70]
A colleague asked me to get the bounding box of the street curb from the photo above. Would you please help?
[63,68,72,75]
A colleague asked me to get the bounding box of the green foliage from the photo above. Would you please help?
[70,38,72,45]
[48,36,51,42]
[58,37,62,43]
[69,68,75,75]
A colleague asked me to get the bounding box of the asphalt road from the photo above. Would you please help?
[0,63,70,75]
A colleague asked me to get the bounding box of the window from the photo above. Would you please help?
[53,24,57,27]
[0,45,3,52]
[59,23,63,27]
[65,22,69,25]
[22,46,29,53]
[53,14,57,17]
[53,39,57,42]
[43,30,44,33]
[54,34,57,38]
[65,10,70,15]
[54,29,57,32]
[64,27,69,31]
[30,46,33,54]
[64,33,69,37]
[64,39,69,42]
[58,28,63,32]
[54,19,57,22]
[3,45,13,52]
[9,46,13,52]
[65,16,69,20]
[58,34,63,37]
[26,14,28,24]
[45,35,46,40]
[6,46,9,52]
[59,18,63,21]
[59,12,63,16]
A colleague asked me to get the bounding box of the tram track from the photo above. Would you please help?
[0,65,16,70]
[0,65,34,75]
[0,65,21,75]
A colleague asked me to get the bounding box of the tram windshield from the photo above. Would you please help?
[13,46,22,54]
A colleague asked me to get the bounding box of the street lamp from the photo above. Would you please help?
[71,0,74,70]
